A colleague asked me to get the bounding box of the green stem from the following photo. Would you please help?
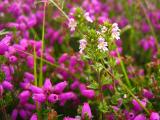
[49,0,69,20]
[39,2,47,86]
[116,49,132,88]
[33,45,37,86]
[139,0,159,51]
[106,69,150,115]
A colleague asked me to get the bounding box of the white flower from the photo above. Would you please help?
[84,12,93,23]
[112,23,120,40]
[101,26,107,33]
[68,18,77,31]
[98,37,108,52]
[79,39,87,54]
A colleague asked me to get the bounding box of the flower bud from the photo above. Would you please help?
[81,102,92,120]
[54,81,68,93]
[48,94,59,103]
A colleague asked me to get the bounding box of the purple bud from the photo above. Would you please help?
[24,72,34,82]
[32,93,46,103]
[11,109,18,120]
[0,35,11,55]
[81,89,95,99]
[27,56,34,69]
[81,102,92,120]
[43,78,52,92]
[0,84,4,96]
[70,80,79,90]
[19,109,27,119]
[134,114,146,120]
[9,56,17,63]
[24,103,36,110]
[29,85,43,93]
[18,90,30,103]
[132,99,146,111]
[48,94,59,103]
[143,89,154,99]
[58,53,69,64]
[54,81,68,93]
[59,92,77,102]
[30,113,38,120]
[2,81,13,91]
[45,53,55,63]
[150,112,160,120]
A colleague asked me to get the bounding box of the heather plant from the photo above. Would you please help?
[0,0,160,120]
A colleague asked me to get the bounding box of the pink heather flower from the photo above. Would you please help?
[9,55,17,63]
[79,39,87,54]
[19,109,27,119]
[112,23,120,40]
[2,81,13,91]
[81,89,95,99]
[26,56,34,69]
[18,90,31,103]
[43,78,53,92]
[143,89,154,99]
[30,114,38,120]
[134,114,146,120]
[32,93,46,103]
[132,99,147,111]
[58,53,69,64]
[29,85,43,93]
[81,102,92,120]
[150,112,160,120]
[48,94,59,103]
[68,18,77,31]
[0,84,3,96]
[11,109,18,120]
[84,12,93,23]
[0,35,11,55]
[24,72,34,82]
[53,81,68,94]
[98,37,108,51]
[64,116,81,120]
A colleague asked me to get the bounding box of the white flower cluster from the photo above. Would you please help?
[112,23,120,40]
[68,18,77,31]
[79,39,87,54]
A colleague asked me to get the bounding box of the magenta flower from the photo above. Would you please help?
[132,99,147,111]
[53,81,68,94]
[18,90,31,103]
[30,114,38,120]
[48,94,59,103]
[81,102,92,120]
[2,81,13,91]
[32,93,46,103]
[81,89,95,99]
[0,35,11,55]
[150,112,160,120]
[143,89,154,99]
[134,114,146,120]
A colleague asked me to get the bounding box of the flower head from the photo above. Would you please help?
[112,23,120,40]
[81,102,92,120]
[98,37,108,51]
[68,18,77,31]
[84,12,93,23]
[79,39,87,54]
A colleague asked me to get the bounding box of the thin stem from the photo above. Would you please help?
[138,0,159,51]
[39,2,47,86]
[116,49,132,88]
[106,69,150,115]
[97,70,104,120]
[33,45,37,86]
[49,0,69,20]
